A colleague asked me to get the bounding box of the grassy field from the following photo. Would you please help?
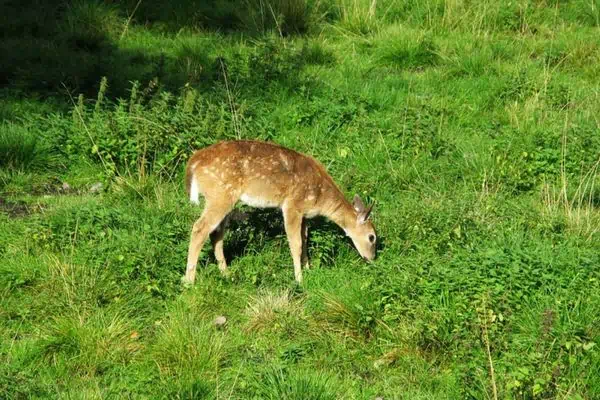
[1,0,600,398]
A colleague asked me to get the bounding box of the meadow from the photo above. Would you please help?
[1,0,599,398]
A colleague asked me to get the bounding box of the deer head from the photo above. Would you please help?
[345,194,376,261]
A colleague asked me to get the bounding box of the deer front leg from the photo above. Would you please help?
[185,201,233,284]
[283,207,303,283]
[301,218,310,269]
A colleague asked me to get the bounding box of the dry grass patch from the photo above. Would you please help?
[244,288,306,333]
[540,157,600,241]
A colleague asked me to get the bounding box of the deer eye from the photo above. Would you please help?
[368,234,376,243]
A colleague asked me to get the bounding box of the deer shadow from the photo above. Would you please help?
[213,208,387,267]
[214,209,341,265]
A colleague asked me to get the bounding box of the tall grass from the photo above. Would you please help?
[58,0,124,45]
[245,289,303,331]
[541,157,600,241]
[0,123,54,171]
[255,367,337,399]
[241,0,310,35]
[336,0,379,34]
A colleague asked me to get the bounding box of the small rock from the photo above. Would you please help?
[61,182,72,192]
[89,182,103,194]
[214,316,227,328]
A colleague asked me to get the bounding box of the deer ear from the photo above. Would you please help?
[352,194,365,213]
[358,203,373,224]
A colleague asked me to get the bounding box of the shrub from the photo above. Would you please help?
[54,79,242,178]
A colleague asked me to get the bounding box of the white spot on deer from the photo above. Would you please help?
[307,194,315,201]
[240,193,278,208]
[190,175,201,205]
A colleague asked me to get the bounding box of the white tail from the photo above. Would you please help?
[184,140,376,284]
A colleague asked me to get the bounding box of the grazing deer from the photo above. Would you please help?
[184,140,376,284]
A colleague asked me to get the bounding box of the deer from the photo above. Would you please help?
[184,140,376,284]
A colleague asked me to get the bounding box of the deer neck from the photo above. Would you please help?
[322,197,356,234]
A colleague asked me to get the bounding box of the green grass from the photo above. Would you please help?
[1,0,600,398]
[0,122,56,171]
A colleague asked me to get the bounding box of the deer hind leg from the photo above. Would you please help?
[301,218,310,270]
[210,216,229,275]
[185,199,234,284]
[283,207,303,283]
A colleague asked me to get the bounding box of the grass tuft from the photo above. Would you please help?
[240,0,310,35]
[376,31,439,70]
[41,307,140,378]
[255,367,337,400]
[316,287,382,339]
[245,288,305,332]
[541,157,600,241]
[58,0,124,50]
[336,0,379,35]
[0,122,55,171]
[151,298,224,393]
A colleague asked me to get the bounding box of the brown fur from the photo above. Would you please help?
[183,140,376,284]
